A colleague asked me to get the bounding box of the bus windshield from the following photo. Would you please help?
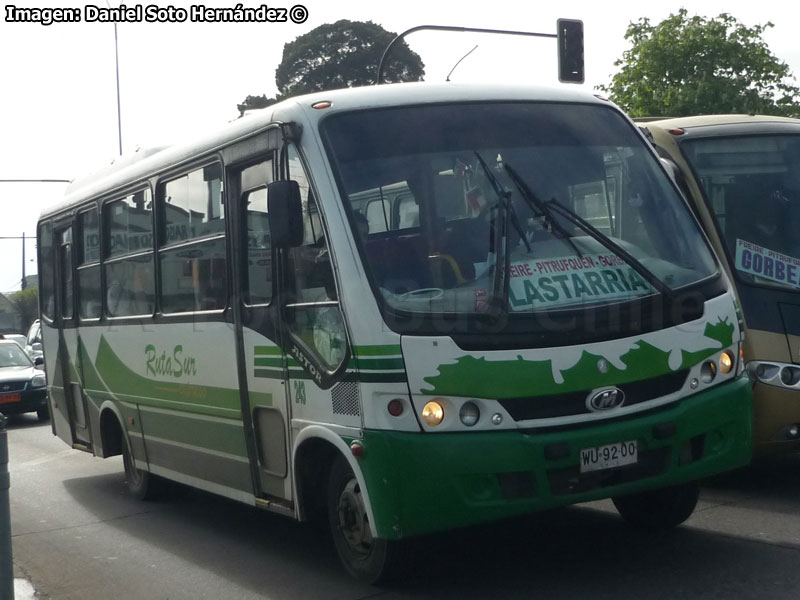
[682,134,800,292]
[323,102,717,316]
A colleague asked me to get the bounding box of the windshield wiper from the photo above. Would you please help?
[503,161,672,299]
[473,152,514,312]
[544,197,675,300]
[504,163,584,258]
[474,153,531,253]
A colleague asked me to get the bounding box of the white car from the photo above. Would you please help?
[3,333,27,352]
[25,319,43,361]
[0,338,48,420]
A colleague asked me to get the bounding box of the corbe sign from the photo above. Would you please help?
[508,253,653,310]
[735,238,800,289]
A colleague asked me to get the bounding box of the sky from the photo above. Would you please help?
[1,0,799,296]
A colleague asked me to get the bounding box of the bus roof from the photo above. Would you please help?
[640,113,800,133]
[42,82,606,220]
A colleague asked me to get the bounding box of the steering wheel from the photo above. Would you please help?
[398,288,444,301]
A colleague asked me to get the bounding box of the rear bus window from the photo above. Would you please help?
[37,221,55,319]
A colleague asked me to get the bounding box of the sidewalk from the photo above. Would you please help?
[14,578,35,599]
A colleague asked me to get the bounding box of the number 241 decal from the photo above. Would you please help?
[293,380,307,405]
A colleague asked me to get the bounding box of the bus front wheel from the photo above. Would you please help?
[612,482,699,530]
[327,456,407,584]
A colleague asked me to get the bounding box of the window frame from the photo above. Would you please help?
[36,220,55,322]
[238,155,276,308]
[101,186,156,320]
[76,205,102,321]
[155,159,229,316]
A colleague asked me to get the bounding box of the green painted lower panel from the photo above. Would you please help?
[138,407,248,458]
[357,375,753,539]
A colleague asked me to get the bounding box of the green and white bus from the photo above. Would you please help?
[38,82,753,582]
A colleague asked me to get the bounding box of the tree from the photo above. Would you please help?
[599,10,800,118]
[275,20,425,99]
[236,94,278,117]
[9,286,38,331]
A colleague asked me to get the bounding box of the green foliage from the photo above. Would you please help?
[236,94,278,117]
[599,10,800,118]
[275,19,425,98]
[9,286,38,331]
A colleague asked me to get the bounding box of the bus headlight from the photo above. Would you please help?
[422,400,445,426]
[719,351,734,375]
[459,401,480,427]
[700,360,717,383]
[780,366,800,386]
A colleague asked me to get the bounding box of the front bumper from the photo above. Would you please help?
[356,374,753,539]
[751,381,800,455]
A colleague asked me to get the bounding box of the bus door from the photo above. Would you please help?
[232,154,295,501]
[52,223,92,448]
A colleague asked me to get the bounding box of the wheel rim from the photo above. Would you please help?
[336,477,373,557]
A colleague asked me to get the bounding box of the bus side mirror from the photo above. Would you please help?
[557,19,584,84]
[268,180,304,248]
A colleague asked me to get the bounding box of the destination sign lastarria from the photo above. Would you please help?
[508,253,653,310]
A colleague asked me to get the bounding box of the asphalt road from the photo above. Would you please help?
[7,413,800,599]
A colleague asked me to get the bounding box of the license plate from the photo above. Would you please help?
[0,393,21,405]
[579,440,638,473]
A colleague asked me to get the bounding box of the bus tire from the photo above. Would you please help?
[121,433,163,501]
[327,455,407,584]
[612,482,699,530]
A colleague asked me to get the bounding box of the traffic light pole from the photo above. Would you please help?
[376,25,556,85]
[375,20,584,86]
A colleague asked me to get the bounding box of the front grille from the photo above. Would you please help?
[0,381,27,393]
[548,446,671,496]
[498,369,689,422]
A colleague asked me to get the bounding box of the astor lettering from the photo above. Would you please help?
[290,345,323,385]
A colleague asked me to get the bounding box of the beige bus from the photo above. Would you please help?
[642,115,800,455]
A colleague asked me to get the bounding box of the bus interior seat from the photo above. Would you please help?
[363,233,431,293]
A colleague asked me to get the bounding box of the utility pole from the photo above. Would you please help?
[106,0,123,155]
[21,232,25,290]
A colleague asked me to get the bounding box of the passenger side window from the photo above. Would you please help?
[59,229,73,320]
[158,164,227,313]
[77,208,101,319]
[285,146,347,371]
[570,180,615,236]
[242,159,273,305]
[37,222,55,319]
[103,189,155,317]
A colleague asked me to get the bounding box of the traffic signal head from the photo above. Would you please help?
[557,19,584,84]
